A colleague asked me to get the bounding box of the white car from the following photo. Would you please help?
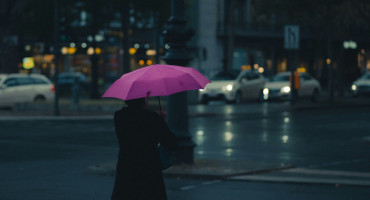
[264,72,321,102]
[351,72,370,96]
[198,70,266,104]
[0,73,55,107]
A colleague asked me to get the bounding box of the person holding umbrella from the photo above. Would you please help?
[110,97,177,200]
[103,64,210,200]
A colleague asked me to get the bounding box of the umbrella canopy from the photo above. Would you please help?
[102,64,210,100]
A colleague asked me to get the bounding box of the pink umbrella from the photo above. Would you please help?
[102,64,210,101]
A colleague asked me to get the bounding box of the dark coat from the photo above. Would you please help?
[111,106,177,200]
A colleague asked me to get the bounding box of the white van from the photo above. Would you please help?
[0,73,55,107]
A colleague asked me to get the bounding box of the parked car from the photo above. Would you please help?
[351,72,370,97]
[198,70,266,104]
[264,72,321,102]
[57,72,89,91]
[0,73,54,107]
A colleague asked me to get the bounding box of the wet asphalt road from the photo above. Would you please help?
[190,102,370,172]
[1,101,370,199]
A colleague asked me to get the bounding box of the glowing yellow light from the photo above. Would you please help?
[326,58,331,65]
[146,49,156,56]
[61,47,68,55]
[258,67,264,73]
[67,47,77,54]
[297,67,307,73]
[22,57,35,69]
[87,47,94,55]
[129,48,137,55]
[146,60,153,65]
[241,65,251,70]
[95,47,102,54]
[254,64,259,69]
[139,60,145,65]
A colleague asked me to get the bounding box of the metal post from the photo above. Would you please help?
[53,0,60,116]
[90,0,99,99]
[121,3,130,74]
[289,50,296,105]
[162,0,195,164]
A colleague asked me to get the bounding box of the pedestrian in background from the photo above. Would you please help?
[111,97,177,200]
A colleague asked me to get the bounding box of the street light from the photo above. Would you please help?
[162,0,195,164]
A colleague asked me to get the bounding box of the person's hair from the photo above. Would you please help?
[125,98,145,107]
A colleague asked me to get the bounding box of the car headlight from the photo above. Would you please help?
[263,88,269,95]
[226,84,233,91]
[281,86,291,93]
[199,89,205,92]
[351,84,357,91]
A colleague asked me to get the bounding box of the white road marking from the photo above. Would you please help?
[230,175,370,186]
[284,168,370,178]
[229,168,370,186]
[180,185,196,190]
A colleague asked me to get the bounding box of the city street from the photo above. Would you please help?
[1,101,370,199]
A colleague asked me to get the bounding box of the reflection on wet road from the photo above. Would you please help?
[189,102,370,172]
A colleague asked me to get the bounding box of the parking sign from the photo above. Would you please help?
[284,25,300,49]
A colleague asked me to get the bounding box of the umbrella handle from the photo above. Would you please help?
[158,96,162,112]
[145,91,151,108]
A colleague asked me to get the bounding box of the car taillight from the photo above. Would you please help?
[51,85,55,92]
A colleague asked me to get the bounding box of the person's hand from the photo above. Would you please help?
[158,110,166,120]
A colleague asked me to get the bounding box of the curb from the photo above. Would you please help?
[163,165,295,180]
[85,160,295,181]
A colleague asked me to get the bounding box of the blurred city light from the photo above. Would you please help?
[224,131,233,142]
[129,48,137,55]
[326,58,331,65]
[22,57,35,69]
[196,130,204,136]
[343,40,357,49]
[282,135,289,143]
[95,48,102,54]
[61,47,68,55]
[258,67,264,73]
[67,47,77,54]
[146,49,156,56]
[24,45,31,51]
[87,47,94,55]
